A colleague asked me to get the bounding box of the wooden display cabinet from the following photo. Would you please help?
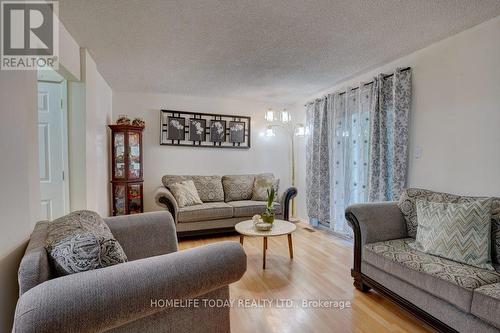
[108,124,144,216]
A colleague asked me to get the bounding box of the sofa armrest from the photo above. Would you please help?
[104,211,178,261]
[345,202,407,286]
[280,187,297,221]
[14,241,247,333]
[155,186,178,222]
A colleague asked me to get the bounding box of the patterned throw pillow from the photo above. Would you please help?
[222,174,255,202]
[409,199,494,270]
[398,188,500,266]
[191,176,224,202]
[162,175,224,202]
[168,180,203,208]
[251,173,280,201]
[45,210,128,276]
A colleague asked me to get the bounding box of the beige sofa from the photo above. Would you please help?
[155,174,297,235]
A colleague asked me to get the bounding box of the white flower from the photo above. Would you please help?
[213,122,224,134]
[230,124,244,132]
[170,119,184,130]
[192,121,204,134]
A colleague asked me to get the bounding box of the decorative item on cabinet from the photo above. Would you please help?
[108,124,144,216]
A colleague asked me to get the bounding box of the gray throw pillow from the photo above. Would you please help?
[45,210,128,276]
[398,188,500,266]
[222,174,255,202]
[251,173,279,201]
[162,175,224,202]
[168,180,203,208]
[191,176,224,202]
[409,199,494,270]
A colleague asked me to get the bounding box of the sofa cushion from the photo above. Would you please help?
[18,221,51,295]
[162,175,224,202]
[45,210,128,276]
[178,202,234,223]
[251,173,280,201]
[364,238,500,312]
[222,174,255,202]
[398,188,500,265]
[191,176,224,202]
[168,180,203,208]
[410,199,494,270]
[471,283,500,329]
[228,200,282,217]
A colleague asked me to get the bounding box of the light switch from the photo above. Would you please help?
[415,146,423,159]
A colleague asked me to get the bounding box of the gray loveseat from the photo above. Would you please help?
[346,189,500,333]
[13,211,247,333]
[155,174,297,235]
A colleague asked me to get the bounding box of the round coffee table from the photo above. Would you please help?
[235,219,297,269]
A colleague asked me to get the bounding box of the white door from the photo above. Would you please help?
[38,81,68,220]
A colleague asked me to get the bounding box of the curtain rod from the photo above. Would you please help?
[337,66,411,96]
[305,67,411,105]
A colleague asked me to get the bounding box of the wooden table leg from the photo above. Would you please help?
[287,234,294,259]
[263,237,267,269]
[239,235,244,245]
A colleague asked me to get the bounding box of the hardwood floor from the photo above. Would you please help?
[179,223,433,333]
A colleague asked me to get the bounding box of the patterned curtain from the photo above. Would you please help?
[305,99,330,226]
[305,68,411,234]
[368,68,412,201]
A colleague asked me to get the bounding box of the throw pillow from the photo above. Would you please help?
[45,210,128,276]
[168,180,203,208]
[191,176,224,202]
[161,175,225,202]
[222,174,255,202]
[409,199,494,270]
[252,173,280,201]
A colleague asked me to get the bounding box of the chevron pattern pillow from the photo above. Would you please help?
[410,199,494,270]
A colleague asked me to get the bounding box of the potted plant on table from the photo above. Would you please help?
[261,188,276,224]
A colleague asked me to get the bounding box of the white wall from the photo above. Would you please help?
[112,92,292,212]
[58,19,81,81]
[0,70,39,333]
[82,50,113,216]
[291,16,500,220]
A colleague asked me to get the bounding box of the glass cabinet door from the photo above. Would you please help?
[114,184,126,215]
[128,132,141,179]
[114,132,125,179]
[128,183,142,214]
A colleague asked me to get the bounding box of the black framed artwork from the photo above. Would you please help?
[166,116,186,140]
[210,120,226,142]
[160,110,251,149]
[189,118,206,141]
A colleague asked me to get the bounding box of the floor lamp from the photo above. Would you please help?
[265,109,305,222]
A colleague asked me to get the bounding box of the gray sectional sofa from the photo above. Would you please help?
[155,174,297,235]
[13,212,247,333]
[346,189,500,333]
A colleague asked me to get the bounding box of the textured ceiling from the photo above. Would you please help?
[58,0,500,104]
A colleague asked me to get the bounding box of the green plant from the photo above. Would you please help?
[261,188,276,224]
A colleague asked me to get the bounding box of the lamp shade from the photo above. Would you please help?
[265,109,277,122]
[280,110,291,123]
[295,123,306,137]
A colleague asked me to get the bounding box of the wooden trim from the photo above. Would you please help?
[361,274,458,333]
[176,227,237,239]
[345,211,458,333]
